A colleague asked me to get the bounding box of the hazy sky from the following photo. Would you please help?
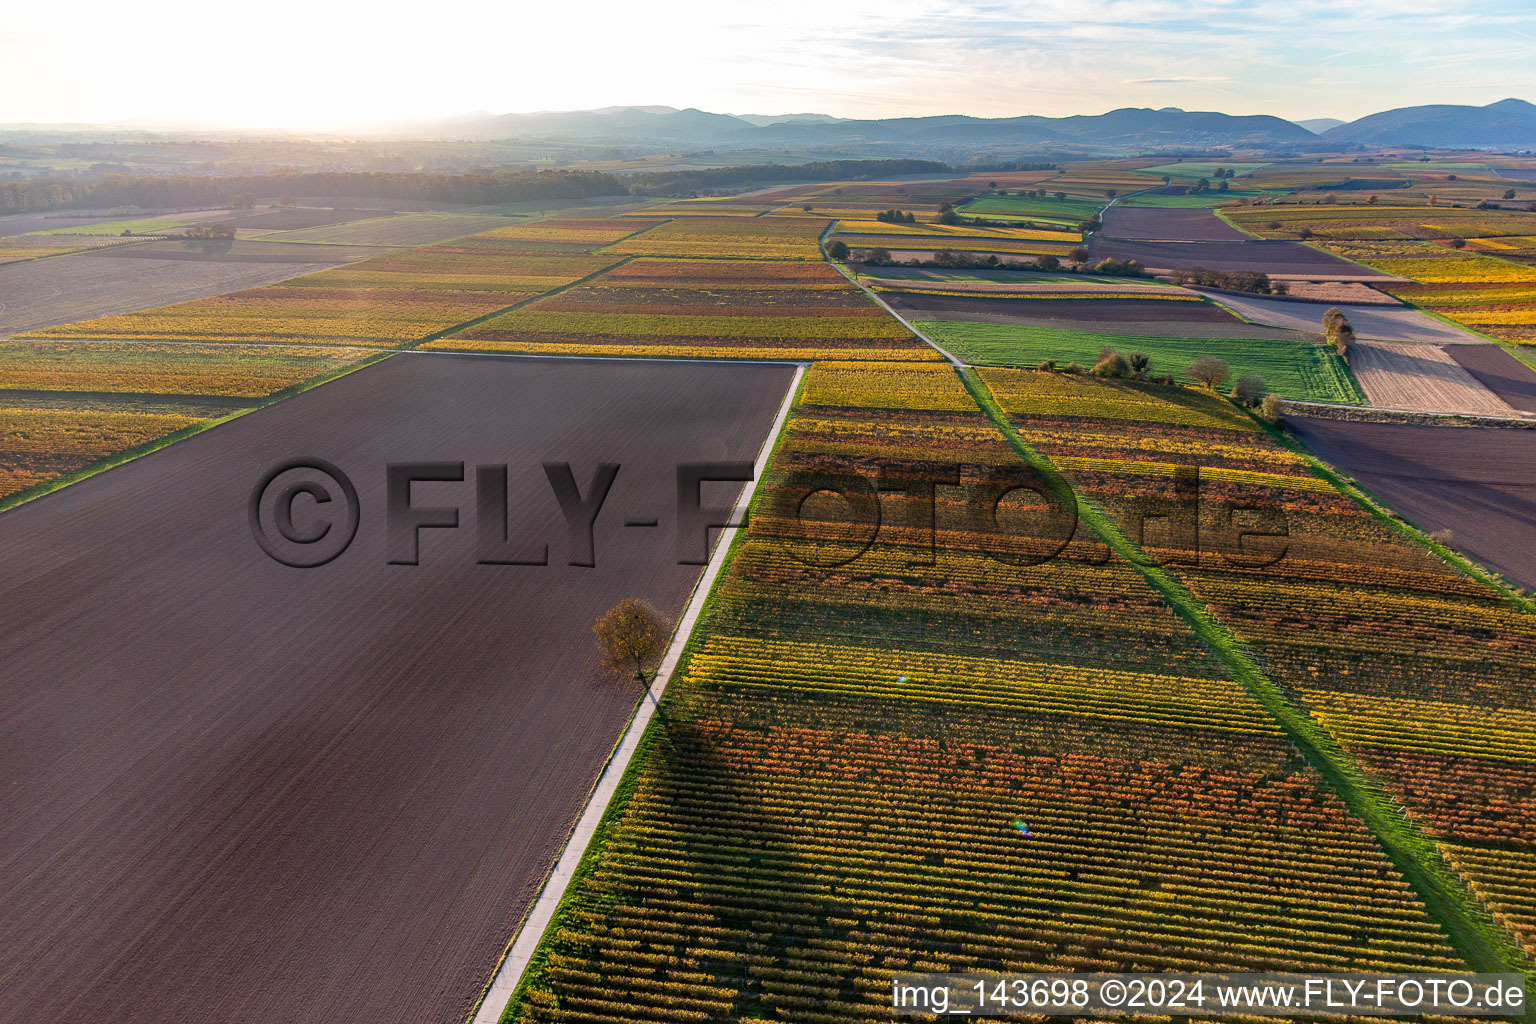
[3,0,1533,129]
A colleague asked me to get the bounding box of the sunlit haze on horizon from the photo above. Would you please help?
[2,0,1534,130]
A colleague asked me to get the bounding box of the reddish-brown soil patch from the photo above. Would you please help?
[0,353,794,1024]
[1289,413,1536,590]
[1101,206,1250,242]
[1445,344,1536,415]
[1092,237,1386,277]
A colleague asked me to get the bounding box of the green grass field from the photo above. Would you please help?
[1119,190,1270,208]
[253,213,512,246]
[917,320,1365,404]
[1139,161,1272,181]
[33,217,195,236]
[957,192,1105,226]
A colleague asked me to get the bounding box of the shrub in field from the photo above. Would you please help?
[1323,307,1356,360]
[1260,392,1284,424]
[1091,257,1145,277]
[1189,356,1231,389]
[1170,266,1277,294]
[1233,373,1268,407]
[1092,348,1131,378]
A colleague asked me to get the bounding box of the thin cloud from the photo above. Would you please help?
[1125,76,1231,84]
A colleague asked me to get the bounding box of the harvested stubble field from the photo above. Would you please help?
[0,353,796,1024]
[0,251,360,336]
[21,221,636,347]
[1275,281,1401,304]
[501,359,1472,1024]
[982,370,1536,958]
[221,207,390,230]
[81,239,385,264]
[431,257,935,361]
[252,213,515,246]
[1346,340,1519,417]
[1209,292,1486,345]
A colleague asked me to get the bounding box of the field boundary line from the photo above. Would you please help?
[400,348,806,367]
[959,366,1535,998]
[819,222,967,366]
[12,336,396,354]
[404,256,635,350]
[0,350,394,516]
[1280,397,1536,426]
[467,362,806,1024]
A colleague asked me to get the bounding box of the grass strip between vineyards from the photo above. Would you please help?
[959,365,1536,1006]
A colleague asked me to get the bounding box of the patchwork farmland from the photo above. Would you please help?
[0,354,796,1024]
[4,153,1536,1024]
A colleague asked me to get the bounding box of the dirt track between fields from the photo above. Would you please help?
[0,353,794,1024]
[1289,414,1536,590]
[1211,292,1487,345]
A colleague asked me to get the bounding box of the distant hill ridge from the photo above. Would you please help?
[410,100,1535,149]
[1321,98,1536,147]
[429,105,1318,147]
